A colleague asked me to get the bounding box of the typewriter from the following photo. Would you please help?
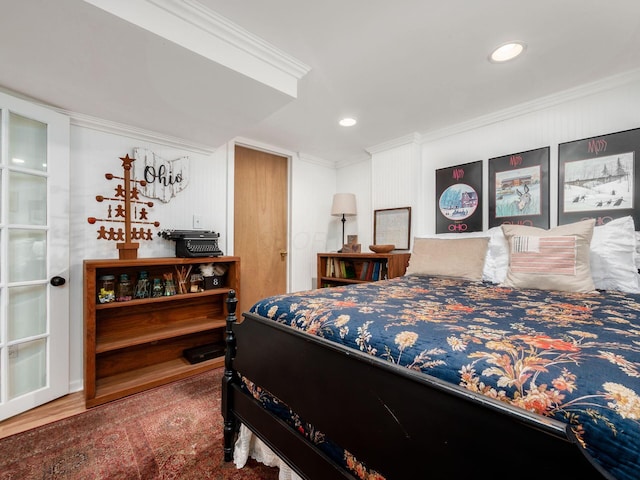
[158,229,223,258]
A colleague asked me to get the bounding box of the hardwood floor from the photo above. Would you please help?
[0,391,86,440]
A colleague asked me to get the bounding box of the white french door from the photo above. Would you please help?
[0,91,70,421]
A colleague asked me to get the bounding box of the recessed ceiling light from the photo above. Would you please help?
[339,117,357,127]
[489,42,526,63]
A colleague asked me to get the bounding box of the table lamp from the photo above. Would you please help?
[331,193,357,248]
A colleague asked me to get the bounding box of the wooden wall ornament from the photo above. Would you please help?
[87,154,160,259]
[133,148,190,203]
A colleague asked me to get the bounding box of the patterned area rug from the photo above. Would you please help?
[0,367,279,479]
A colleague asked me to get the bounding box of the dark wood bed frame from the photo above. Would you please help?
[222,291,613,479]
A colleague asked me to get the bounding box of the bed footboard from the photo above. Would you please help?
[223,291,353,479]
[222,290,239,463]
[222,291,612,479]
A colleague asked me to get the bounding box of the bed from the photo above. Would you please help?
[222,217,640,480]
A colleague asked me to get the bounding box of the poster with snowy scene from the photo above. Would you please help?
[489,147,549,228]
[436,160,482,233]
[559,128,640,228]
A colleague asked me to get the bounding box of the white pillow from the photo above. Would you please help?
[590,216,640,293]
[483,227,509,284]
[635,231,640,271]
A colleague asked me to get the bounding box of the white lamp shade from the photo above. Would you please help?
[331,193,357,216]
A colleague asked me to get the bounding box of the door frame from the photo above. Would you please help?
[226,138,293,293]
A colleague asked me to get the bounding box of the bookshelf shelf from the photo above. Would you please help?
[83,256,240,407]
[317,252,410,288]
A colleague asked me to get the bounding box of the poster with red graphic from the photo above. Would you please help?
[489,147,549,228]
[436,160,483,233]
[559,127,640,228]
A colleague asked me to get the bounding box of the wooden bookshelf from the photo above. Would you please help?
[317,252,410,288]
[83,256,239,407]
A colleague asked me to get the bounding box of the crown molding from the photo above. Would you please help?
[420,68,640,143]
[0,83,219,155]
[81,0,310,97]
[178,0,310,79]
[366,133,423,155]
[68,111,217,155]
[297,153,335,168]
[364,69,640,155]
[334,155,372,170]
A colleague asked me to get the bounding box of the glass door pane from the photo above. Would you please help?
[8,171,47,225]
[8,229,47,282]
[4,112,49,405]
[8,339,46,398]
[9,113,47,172]
[8,285,47,340]
[0,94,69,421]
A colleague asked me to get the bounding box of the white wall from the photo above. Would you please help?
[67,127,338,390]
[62,69,640,393]
[68,126,229,390]
[335,159,372,251]
[370,138,421,247]
[290,156,337,290]
[358,72,640,243]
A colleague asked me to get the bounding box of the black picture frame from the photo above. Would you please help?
[435,160,483,233]
[558,127,640,228]
[488,147,550,228]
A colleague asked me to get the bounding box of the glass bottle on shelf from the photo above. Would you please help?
[134,271,150,299]
[163,277,177,296]
[97,274,116,304]
[116,273,133,302]
[151,278,164,298]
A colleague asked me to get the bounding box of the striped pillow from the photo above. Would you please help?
[509,235,577,275]
[501,219,596,293]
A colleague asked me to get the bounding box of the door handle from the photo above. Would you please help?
[50,276,66,287]
[279,250,287,259]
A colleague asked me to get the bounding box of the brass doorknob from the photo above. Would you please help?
[279,250,287,258]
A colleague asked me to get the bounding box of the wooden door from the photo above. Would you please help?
[234,146,288,311]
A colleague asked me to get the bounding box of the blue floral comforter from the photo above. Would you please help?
[248,275,640,480]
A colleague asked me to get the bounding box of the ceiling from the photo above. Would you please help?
[2,0,640,165]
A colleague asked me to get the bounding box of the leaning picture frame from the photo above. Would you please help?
[373,207,411,250]
[558,127,640,228]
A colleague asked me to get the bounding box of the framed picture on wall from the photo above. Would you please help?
[558,127,640,228]
[488,147,549,228]
[435,160,483,233]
